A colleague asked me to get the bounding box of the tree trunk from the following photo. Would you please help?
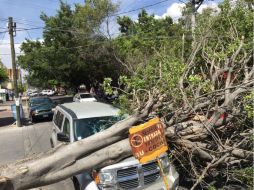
[0,98,156,190]
[0,139,131,190]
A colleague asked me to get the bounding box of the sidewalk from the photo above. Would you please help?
[0,122,75,190]
[0,100,75,189]
[0,100,29,127]
[0,101,15,127]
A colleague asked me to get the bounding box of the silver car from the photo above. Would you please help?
[50,102,179,190]
[73,93,97,102]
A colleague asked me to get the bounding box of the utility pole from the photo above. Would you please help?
[8,17,21,127]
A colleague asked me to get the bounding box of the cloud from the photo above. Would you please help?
[0,39,21,69]
[197,2,218,13]
[155,2,185,20]
[0,19,32,69]
[155,2,218,21]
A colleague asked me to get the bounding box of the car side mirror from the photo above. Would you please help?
[57,132,70,142]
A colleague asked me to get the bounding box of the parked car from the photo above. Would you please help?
[73,93,97,102]
[57,90,66,96]
[28,90,39,97]
[41,89,55,96]
[28,96,55,122]
[50,102,179,190]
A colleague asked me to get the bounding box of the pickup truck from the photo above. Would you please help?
[50,102,179,190]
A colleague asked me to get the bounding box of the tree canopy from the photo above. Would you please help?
[18,0,121,90]
[0,67,8,84]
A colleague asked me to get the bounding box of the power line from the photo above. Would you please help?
[25,30,33,40]
[15,27,44,32]
[0,0,170,43]
[0,18,8,22]
[0,30,8,34]
[0,0,171,29]
[14,21,44,28]
[0,0,57,11]
[0,32,237,55]
[0,34,185,56]
[0,32,6,45]
[112,0,170,17]
[15,26,120,37]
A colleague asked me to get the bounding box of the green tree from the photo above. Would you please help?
[0,67,8,84]
[18,0,120,89]
[18,82,26,93]
[106,1,254,188]
[114,10,186,76]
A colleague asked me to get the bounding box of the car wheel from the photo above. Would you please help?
[31,116,36,123]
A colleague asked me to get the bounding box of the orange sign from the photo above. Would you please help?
[129,118,168,164]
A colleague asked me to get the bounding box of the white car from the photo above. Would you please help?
[41,89,55,96]
[29,91,39,97]
[50,102,179,190]
[73,93,97,102]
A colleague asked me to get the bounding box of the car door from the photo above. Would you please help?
[51,110,64,147]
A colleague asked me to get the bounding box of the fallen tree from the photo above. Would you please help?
[0,34,253,189]
[0,96,156,190]
[1,0,253,189]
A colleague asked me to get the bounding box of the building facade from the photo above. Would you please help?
[0,62,22,90]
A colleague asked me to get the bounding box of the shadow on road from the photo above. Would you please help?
[0,117,15,127]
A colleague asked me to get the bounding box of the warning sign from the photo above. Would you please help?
[129,118,168,164]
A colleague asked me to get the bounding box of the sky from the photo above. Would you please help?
[0,0,219,69]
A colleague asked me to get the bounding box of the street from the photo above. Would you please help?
[0,99,75,190]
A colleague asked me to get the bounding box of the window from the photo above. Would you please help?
[80,94,93,98]
[74,116,124,140]
[62,118,70,138]
[30,97,52,106]
[54,111,64,129]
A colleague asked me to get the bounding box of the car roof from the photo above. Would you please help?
[30,96,50,100]
[59,102,120,119]
[77,92,90,95]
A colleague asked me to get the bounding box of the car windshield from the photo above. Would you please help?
[80,94,93,98]
[30,98,52,106]
[74,116,123,140]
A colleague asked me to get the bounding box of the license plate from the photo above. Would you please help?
[43,114,48,118]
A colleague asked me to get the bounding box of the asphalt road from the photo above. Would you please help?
[0,121,75,190]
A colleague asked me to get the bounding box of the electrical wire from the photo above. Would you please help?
[0,34,185,56]
[0,32,6,43]
[112,0,170,16]
[0,0,171,29]
[0,18,7,21]
[0,0,174,56]
[0,31,8,34]
[0,32,237,56]
[0,0,57,11]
